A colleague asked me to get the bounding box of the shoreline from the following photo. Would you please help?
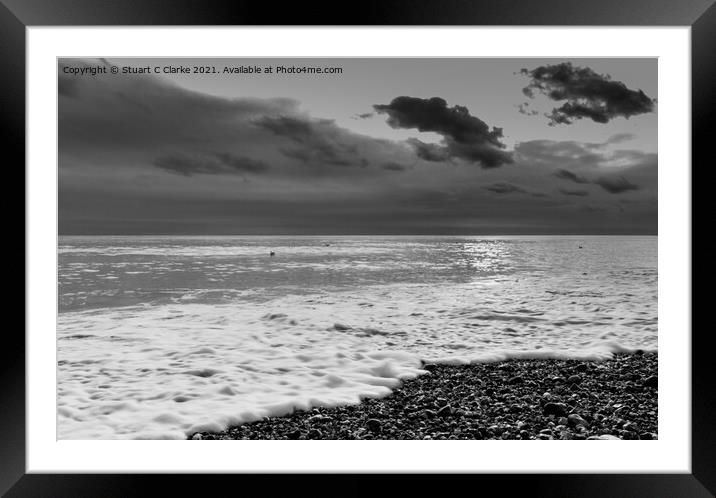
[190,352,657,440]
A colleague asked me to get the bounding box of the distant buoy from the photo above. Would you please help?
[269,251,275,257]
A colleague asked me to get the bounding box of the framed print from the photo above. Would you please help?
[4,0,714,495]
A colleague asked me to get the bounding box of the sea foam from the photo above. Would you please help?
[58,283,656,439]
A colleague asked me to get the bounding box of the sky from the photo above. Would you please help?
[58,57,657,235]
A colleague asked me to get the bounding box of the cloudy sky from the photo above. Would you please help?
[58,58,657,235]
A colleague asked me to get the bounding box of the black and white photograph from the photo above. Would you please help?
[58,57,658,441]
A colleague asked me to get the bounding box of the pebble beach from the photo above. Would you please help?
[190,352,657,441]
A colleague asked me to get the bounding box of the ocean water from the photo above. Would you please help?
[57,235,657,439]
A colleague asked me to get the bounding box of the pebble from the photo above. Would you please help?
[437,405,454,417]
[643,376,658,388]
[308,415,331,423]
[622,421,637,432]
[508,376,524,385]
[567,414,589,428]
[307,429,323,439]
[366,419,382,433]
[543,402,568,416]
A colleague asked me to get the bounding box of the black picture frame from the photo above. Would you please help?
[4,0,713,495]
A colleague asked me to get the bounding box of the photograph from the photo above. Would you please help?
[57,56,658,441]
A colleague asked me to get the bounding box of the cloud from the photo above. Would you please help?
[374,96,512,168]
[381,162,408,171]
[59,61,298,155]
[58,59,111,98]
[606,133,636,144]
[559,188,590,197]
[520,63,656,125]
[554,168,590,184]
[516,139,655,172]
[59,60,408,179]
[352,112,374,119]
[484,182,527,194]
[406,138,452,163]
[517,103,539,116]
[58,75,80,98]
[255,115,372,168]
[593,176,640,194]
[153,153,270,177]
[515,140,605,168]
[515,138,654,197]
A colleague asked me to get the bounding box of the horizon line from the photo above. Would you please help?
[57,233,658,237]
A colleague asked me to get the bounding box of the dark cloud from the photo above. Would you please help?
[374,96,512,168]
[606,133,636,144]
[255,115,328,140]
[59,63,298,154]
[517,103,539,116]
[352,112,374,119]
[212,153,269,173]
[554,168,590,184]
[559,188,590,197]
[593,176,640,194]
[406,138,452,163]
[520,63,656,125]
[484,182,527,194]
[515,139,654,199]
[58,59,104,98]
[58,76,79,98]
[58,60,409,183]
[381,162,408,171]
[256,115,370,168]
[153,153,270,176]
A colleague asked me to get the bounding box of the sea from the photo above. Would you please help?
[57,235,657,439]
